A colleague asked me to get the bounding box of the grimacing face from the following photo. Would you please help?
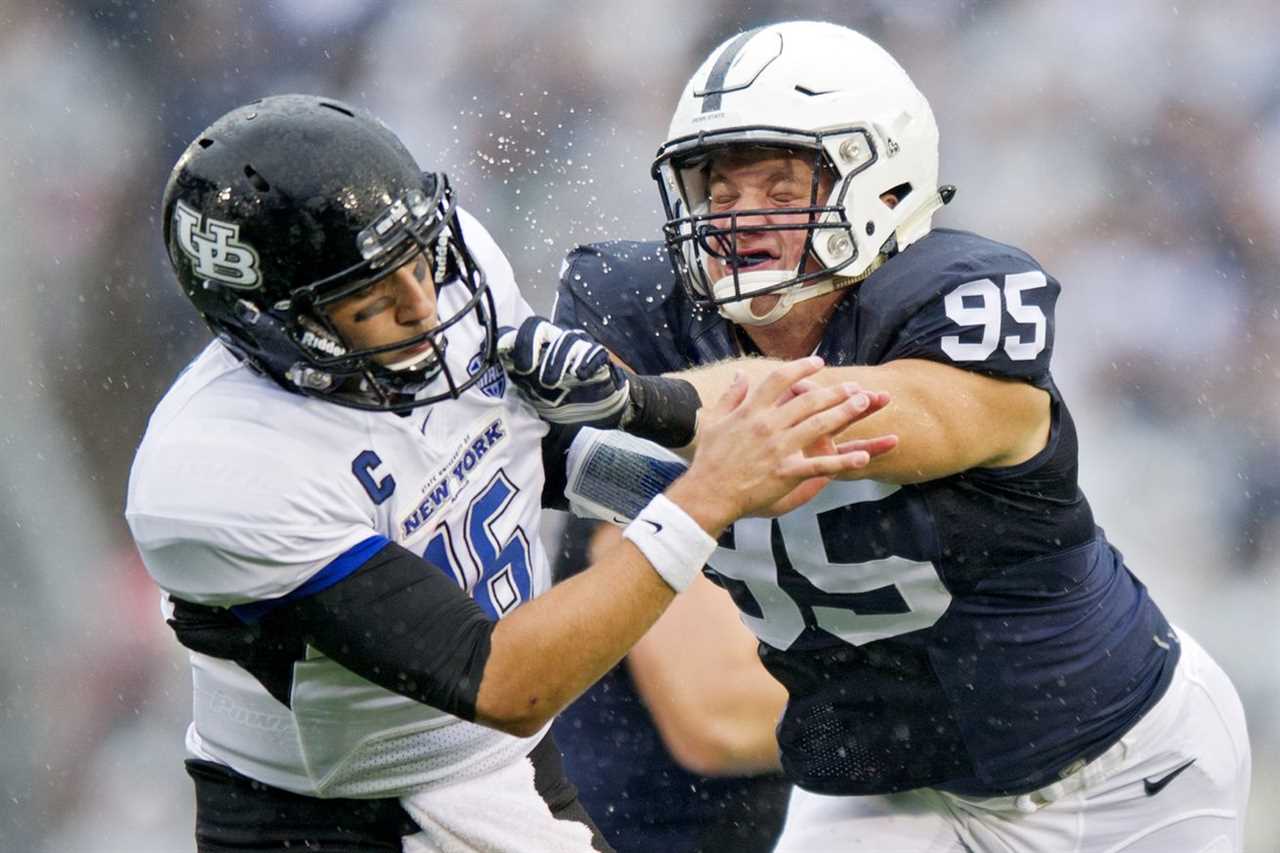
[703,149,836,288]
[325,253,441,369]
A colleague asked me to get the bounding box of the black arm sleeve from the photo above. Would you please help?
[623,373,701,448]
[272,542,496,721]
[540,422,581,511]
[168,542,498,720]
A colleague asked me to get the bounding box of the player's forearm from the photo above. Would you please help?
[474,538,676,737]
[672,357,1043,483]
[475,476,732,737]
[670,357,914,473]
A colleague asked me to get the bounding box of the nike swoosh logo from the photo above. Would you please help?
[644,519,663,534]
[1144,758,1196,796]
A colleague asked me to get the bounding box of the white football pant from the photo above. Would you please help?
[773,629,1250,853]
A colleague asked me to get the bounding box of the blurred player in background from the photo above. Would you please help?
[505,20,1253,853]
[553,516,791,852]
[124,93,893,852]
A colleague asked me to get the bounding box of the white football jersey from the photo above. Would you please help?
[126,210,554,798]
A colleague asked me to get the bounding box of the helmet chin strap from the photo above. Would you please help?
[711,271,833,326]
[709,259,884,327]
[892,185,954,249]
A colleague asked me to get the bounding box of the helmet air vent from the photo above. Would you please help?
[794,85,839,97]
[243,165,270,193]
[885,182,913,204]
[319,101,355,118]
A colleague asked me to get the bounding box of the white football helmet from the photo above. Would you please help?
[653,21,953,325]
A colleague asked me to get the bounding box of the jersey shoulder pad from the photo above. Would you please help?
[854,229,1059,383]
[557,240,673,319]
[126,378,378,606]
[456,207,528,327]
[554,240,717,373]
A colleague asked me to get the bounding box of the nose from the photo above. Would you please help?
[392,265,437,326]
[731,208,769,233]
[725,192,774,233]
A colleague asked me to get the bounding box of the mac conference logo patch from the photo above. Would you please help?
[468,353,506,398]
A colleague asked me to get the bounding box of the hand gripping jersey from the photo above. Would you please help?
[554,233,1179,798]
[127,210,555,799]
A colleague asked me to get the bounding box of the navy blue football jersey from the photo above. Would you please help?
[554,232,1179,798]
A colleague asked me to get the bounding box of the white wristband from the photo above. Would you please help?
[622,493,718,592]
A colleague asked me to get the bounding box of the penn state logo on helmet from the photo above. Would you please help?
[469,352,506,399]
[171,200,261,289]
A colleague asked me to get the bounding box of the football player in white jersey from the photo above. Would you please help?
[126,94,894,852]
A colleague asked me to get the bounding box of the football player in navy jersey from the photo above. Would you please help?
[501,20,1253,853]
[125,94,894,852]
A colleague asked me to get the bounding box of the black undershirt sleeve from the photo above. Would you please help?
[274,542,495,721]
[169,542,496,721]
[541,422,581,511]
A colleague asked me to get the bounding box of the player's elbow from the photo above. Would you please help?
[664,731,740,776]
[658,718,781,777]
[472,692,556,738]
[490,715,550,739]
[471,630,566,737]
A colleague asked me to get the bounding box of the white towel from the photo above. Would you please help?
[399,752,598,853]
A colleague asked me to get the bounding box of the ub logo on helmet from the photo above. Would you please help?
[171,200,261,289]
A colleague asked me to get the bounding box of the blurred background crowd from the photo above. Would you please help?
[1,1,1276,849]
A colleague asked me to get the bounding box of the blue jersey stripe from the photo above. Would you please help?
[232,534,390,623]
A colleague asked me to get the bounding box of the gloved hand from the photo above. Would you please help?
[497,316,632,427]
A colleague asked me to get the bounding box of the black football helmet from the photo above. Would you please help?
[161,94,499,411]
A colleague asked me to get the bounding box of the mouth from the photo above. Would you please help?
[401,338,435,356]
[726,249,780,272]
[386,334,446,372]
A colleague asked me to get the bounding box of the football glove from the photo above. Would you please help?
[497,316,701,447]
[497,316,632,427]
